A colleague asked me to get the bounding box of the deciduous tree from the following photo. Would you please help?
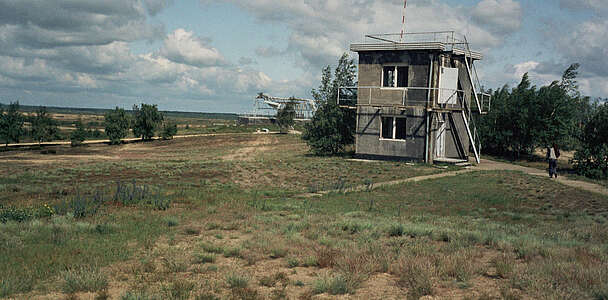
[0,102,24,146]
[132,103,163,141]
[104,107,130,145]
[302,53,357,155]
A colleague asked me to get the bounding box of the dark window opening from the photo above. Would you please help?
[395,118,407,139]
[381,117,393,139]
[397,67,408,87]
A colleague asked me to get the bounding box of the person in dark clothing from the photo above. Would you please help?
[546,144,560,178]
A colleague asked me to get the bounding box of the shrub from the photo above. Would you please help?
[0,207,33,223]
[573,102,608,179]
[164,217,179,227]
[161,256,189,273]
[492,253,514,278]
[0,278,33,298]
[70,119,87,146]
[162,279,195,300]
[269,247,288,259]
[121,291,159,300]
[200,242,223,254]
[195,292,220,300]
[276,100,296,133]
[104,107,130,145]
[161,121,178,140]
[388,223,405,237]
[61,267,108,294]
[30,106,60,145]
[0,101,24,146]
[223,247,242,258]
[226,273,249,289]
[184,227,200,235]
[193,253,216,264]
[287,257,300,268]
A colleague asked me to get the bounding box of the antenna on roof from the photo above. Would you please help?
[399,0,407,42]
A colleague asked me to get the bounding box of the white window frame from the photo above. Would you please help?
[381,64,409,89]
[379,116,407,141]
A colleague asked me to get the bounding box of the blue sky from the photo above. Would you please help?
[0,0,606,113]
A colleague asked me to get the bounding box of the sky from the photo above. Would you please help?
[0,0,606,113]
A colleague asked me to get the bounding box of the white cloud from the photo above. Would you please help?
[205,0,522,73]
[472,0,523,34]
[560,0,608,13]
[160,29,227,68]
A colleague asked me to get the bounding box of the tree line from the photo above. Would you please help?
[0,103,177,147]
[302,55,608,180]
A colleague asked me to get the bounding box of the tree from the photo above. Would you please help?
[276,100,296,133]
[476,64,585,158]
[302,53,357,155]
[104,107,130,145]
[161,121,178,140]
[572,101,608,179]
[0,102,24,146]
[31,107,59,145]
[70,118,87,147]
[132,103,163,141]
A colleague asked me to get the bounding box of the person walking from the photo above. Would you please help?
[547,143,560,178]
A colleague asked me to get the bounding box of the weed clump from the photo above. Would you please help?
[164,217,179,227]
[193,253,216,264]
[61,266,108,294]
[226,273,249,289]
[388,223,405,237]
[200,242,224,254]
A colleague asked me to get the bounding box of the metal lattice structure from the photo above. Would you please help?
[238,93,319,125]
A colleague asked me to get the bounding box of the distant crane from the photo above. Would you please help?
[254,93,319,120]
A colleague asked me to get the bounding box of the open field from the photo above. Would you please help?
[1,107,265,144]
[1,134,608,299]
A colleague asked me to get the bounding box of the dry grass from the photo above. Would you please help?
[2,133,608,299]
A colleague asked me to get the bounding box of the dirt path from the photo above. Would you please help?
[301,158,608,198]
[299,168,477,198]
[477,158,608,196]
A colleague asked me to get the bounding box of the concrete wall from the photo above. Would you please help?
[354,50,475,162]
[357,51,435,106]
[356,106,427,160]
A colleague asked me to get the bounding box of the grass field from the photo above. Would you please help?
[2,107,267,144]
[1,133,607,299]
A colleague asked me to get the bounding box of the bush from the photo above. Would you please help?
[193,253,216,264]
[61,267,108,294]
[226,273,249,289]
[573,102,608,179]
[161,121,178,140]
[276,100,296,133]
[70,119,87,146]
[0,102,24,146]
[104,107,130,145]
[132,103,163,141]
[0,207,33,223]
[30,106,60,145]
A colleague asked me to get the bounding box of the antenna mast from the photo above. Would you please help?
[399,0,407,42]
